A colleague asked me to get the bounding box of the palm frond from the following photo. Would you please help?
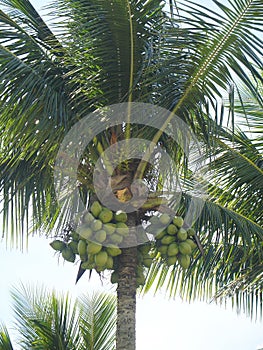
[79,293,116,350]
[11,284,81,349]
[10,284,116,350]
[0,325,14,350]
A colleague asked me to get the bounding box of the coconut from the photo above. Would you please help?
[177,228,188,241]
[116,222,129,236]
[50,240,66,252]
[70,231,80,241]
[138,244,151,255]
[173,216,184,228]
[110,233,123,244]
[185,238,197,250]
[68,241,78,254]
[91,219,103,231]
[94,229,107,243]
[161,235,175,245]
[87,242,102,254]
[78,225,93,240]
[114,210,128,223]
[104,223,116,234]
[149,215,160,226]
[77,240,87,256]
[159,213,171,225]
[83,211,94,224]
[143,258,153,268]
[99,209,113,223]
[157,245,168,255]
[167,255,177,266]
[62,247,75,262]
[105,255,114,269]
[90,201,102,217]
[136,274,146,286]
[167,224,178,235]
[111,271,119,284]
[187,228,195,237]
[178,254,191,269]
[155,230,166,240]
[95,251,108,267]
[179,242,192,255]
[167,242,179,256]
[106,246,122,257]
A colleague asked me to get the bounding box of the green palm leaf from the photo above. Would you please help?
[79,293,116,350]
[0,325,14,350]
[10,284,116,350]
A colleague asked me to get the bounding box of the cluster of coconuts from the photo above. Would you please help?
[50,201,129,273]
[50,201,197,287]
[146,213,197,269]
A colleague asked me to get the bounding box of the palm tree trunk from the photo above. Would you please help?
[116,214,138,350]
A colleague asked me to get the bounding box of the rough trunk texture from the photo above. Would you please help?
[116,213,138,350]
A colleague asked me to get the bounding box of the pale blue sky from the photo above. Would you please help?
[1,236,263,350]
[0,0,263,349]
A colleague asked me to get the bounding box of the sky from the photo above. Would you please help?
[0,0,263,349]
[1,236,263,350]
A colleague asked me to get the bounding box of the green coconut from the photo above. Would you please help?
[104,223,116,234]
[90,201,102,218]
[178,242,192,255]
[83,211,94,224]
[50,240,66,252]
[77,240,87,256]
[95,251,108,267]
[78,225,93,240]
[62,247,75,263]
[178,254,191,269]
[161,235,175,245]
[167,242,179,256]
[143,258,153,268]
[114,211,128,223]
[111,271,119,284]
[116,222,129,236]
[187,228,196,237]
[173,216,184,228]
[70,231,80,241]
[91,219,103,231]
[136,274,146,286]
[110,233,123,244]
[155,230,166,240]
[106,246,122,257]
[99,209,113,223]
[167,255,177,266]
[177,228,188,241]
[185,238,197,250]
[167,224,178,235]
[138,244,151,255]
[105,255,114,269]
[94,229,107,243]
[159,213,171,225]
[157,245,168,255]
[68,241,78,254]
[87,242,102,254]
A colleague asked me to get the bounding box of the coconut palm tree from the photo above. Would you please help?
[0,0,263,349]
[0,286,116,350]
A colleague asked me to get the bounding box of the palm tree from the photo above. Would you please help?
[0,285,116,350]
[0,0,263,349]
